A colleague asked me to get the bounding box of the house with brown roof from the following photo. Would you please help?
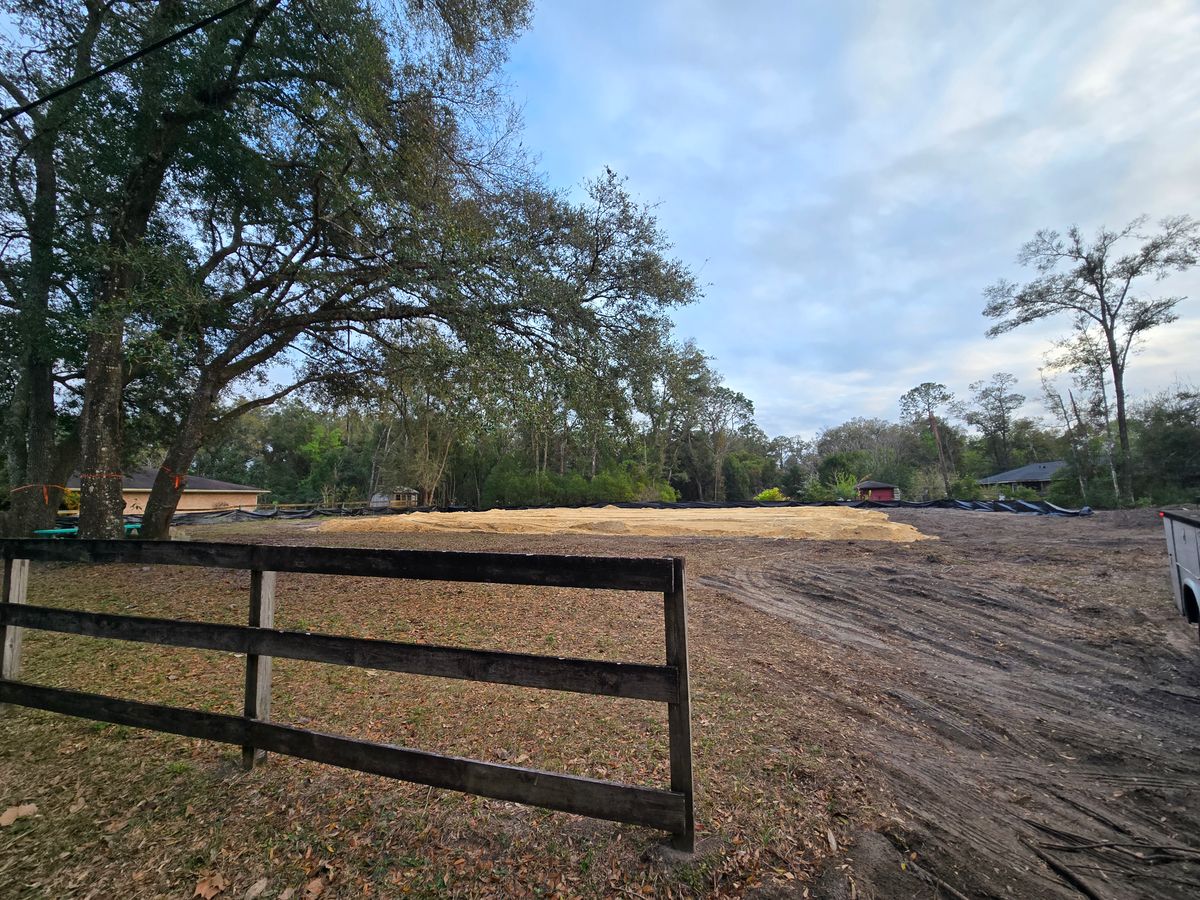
[67,467,269,514]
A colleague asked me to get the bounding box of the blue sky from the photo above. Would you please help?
[503,0,1200,437]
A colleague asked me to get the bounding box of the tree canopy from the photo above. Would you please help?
[983,216,1200,501]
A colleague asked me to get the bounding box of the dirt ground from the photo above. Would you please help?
[708,508,1200,899]
[0,508,1195,898]
[317,505,927,543]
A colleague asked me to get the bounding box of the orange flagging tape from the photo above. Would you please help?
[8,483,68,504]
[159,465,187,490]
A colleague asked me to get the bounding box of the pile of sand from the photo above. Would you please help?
[317,505,929,542]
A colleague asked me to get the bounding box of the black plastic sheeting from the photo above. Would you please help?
[610,498,1093,516]
[102,496,1090,528]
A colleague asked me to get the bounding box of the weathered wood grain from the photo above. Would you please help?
[1,558,29,686]
[664,556,696,851]
[0,539,675,592]
[243,569,276,770]
[0,680,687,832]
[0,604,679,702]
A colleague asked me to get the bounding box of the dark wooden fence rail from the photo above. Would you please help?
[0,539,695,850]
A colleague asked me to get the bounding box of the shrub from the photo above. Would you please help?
[651,484,679,503]
[1006,485,1043,501]
[754,487,786,502]
[801,479,837,502]
[948,476,982,500]
[1046,467,1118,508]
[587,467,637,504]
[831,469,861,500]
[554,473,590,506]
[481,460,678,508]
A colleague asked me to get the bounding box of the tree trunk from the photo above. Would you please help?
[6,417,79,537]
[138,387,214,539]
[77,319,127,538]
[1087,363,1124,505]
[4,124,71,536]
[928,412,952,496]
[1110,363,1132,503]
[712,433,727,502]
[73,0,208,536]
[1055,390,1088,504]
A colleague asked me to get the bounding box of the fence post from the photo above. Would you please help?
[242,569,276,769]
[664,557,695,851]
[1,557,30,682]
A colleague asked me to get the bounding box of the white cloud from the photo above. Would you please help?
[506,1,1200,435]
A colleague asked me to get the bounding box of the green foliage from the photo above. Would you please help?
[800,479,838,502]
[587,468,637,504]
[985,217,1200,503]
[817,451,871,486]
[778,463,809,499]
[1047,468,1094,508]
[1010,486,1043,501]
[722,454,753,501]
[185,334,1186,514]
[480,460,674,508]
[1133,388,1200,504]
[948,477,983,500]
[961,373,1025,473]
[831,470,861,500]
[649,483,678,502]
[754,487,786,502]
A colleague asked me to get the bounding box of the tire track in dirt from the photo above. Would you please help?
[700,528,1200,899]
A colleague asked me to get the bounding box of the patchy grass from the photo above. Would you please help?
[0,524,890,898]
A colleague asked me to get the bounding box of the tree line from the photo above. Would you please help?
[187,214,1200,512]
[188,366,1198,511]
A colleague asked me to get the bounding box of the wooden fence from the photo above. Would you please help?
[0,539,694,850]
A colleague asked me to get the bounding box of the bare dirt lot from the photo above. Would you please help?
[316,505,928,543]
[0,508,1195,898]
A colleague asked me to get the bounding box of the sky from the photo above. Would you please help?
[502,0,1200,438]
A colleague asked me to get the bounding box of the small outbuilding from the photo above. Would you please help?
[855,479,897,501]
[66,467,269,514]
[390,487,420,509]
[976,460,1065,495]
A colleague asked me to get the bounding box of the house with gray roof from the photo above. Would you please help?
[976,460,1066,494]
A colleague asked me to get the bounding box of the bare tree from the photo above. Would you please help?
[984,215,1200,499]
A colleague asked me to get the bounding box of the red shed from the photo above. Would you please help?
[855,479,897,501]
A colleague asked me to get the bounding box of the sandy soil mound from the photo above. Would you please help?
[317,505,929,541]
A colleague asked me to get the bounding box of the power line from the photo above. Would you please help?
[0,0,258,126]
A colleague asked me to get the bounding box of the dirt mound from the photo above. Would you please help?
[316,505,929,542]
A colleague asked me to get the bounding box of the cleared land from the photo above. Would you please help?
[317,505,928,542]
[0,509,1194,899]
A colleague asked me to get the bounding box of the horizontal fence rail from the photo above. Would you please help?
[0,681,687,832]
[0,539,676,592]
[0,539,694,850]
[0,604,680,703]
